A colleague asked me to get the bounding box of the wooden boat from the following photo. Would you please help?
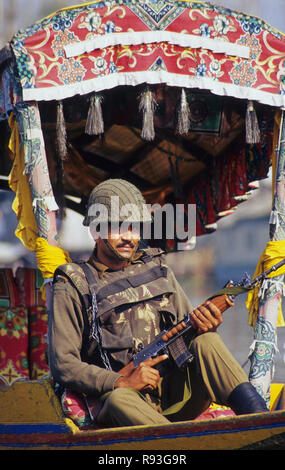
[0,380,285,450]
[0,0,285,451]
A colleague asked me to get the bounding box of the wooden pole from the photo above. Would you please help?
[248,110,285,407]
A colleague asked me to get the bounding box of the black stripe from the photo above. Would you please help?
[96,265,167,303]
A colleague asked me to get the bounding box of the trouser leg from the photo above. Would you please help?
[96,388,170,427]
[187,332,268,415]
[190,331,249,405]
[96,332,266,427]
[162,331,249,422]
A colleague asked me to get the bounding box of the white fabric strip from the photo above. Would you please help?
[22,70,285,109]
[32,196,59,211]
[25,127,45,146]
[64,31,250,59]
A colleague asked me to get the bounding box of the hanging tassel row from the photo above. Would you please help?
[177,88,190,135]
[139,87,157,141]
[56,101,68,160]
[57,90,262,146]
[85,93,104,135]
[246,100,261,144]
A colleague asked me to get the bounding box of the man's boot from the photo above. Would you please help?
[228,382,268,415]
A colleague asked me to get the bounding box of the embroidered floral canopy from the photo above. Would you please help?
[7,0,285,107]
[0,0,284,246]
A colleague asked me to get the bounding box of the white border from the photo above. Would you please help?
[64,31,250,59]
[22,71,285,109]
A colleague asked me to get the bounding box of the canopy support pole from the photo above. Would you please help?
[15,102,60,311]
[248,110,285,407]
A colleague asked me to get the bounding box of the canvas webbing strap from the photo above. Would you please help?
[162,366,192,417]
[207,284,252,300]
[96,265,167,302]
[79,262,112,370]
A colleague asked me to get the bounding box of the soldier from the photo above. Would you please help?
[48,179,268,427]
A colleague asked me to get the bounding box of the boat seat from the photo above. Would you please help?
[1,267,284,428]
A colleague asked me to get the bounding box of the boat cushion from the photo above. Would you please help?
[15,267,49,380]
[0,305,29,385]
[0,268,49,385]
[0,269,29,385]
[61,389,102,428]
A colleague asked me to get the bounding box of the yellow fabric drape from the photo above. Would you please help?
[246,110,285,328]
[8,113,38,251]
[8,114,71,287]
[246,240,285,328]
[35,237,71,278]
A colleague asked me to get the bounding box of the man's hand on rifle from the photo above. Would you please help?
[190,300,223,334]
[115,355,168,391]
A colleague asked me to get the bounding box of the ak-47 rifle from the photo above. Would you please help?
[132,259,285,370]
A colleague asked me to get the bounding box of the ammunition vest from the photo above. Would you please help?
[54,249,177,371]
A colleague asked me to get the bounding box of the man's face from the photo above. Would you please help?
[100,223,140,260]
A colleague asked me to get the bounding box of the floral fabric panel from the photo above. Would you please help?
[28,305,49,380]
[0,268,49,386]
[0,307,30,385]
[0,269,29,386]
[9,0,285,106]
[15,268,49,380]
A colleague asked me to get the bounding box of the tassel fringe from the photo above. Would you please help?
[177,88,190,135]
[246,100,261,144]
[139,88,157,141]
[56,101,67,160]
[85,94,104,135]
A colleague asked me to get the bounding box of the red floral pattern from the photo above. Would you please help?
[10,1,285,105]
[28,305,49,380]
[0,307,29,385]
[0,268,49,386]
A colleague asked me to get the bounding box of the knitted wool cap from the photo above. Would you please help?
[83,179,152,226]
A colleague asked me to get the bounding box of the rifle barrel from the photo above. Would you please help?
[251,258,285,287]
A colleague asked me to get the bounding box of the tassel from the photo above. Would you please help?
[139,87,157,141]
[56,101,67,160]
[177,88,190,135]
[246,100,261,144]
[85,93,104,135]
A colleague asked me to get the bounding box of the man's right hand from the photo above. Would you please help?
[115,355,168,391]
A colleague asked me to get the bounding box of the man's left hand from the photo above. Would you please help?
[190,300,223,334]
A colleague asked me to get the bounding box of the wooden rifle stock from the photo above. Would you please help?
[206,292,235,313]
[161,292,234,343]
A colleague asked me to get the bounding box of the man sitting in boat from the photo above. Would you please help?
[48,179,268,427]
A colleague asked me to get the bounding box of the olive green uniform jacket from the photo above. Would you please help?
[48,248,193,398]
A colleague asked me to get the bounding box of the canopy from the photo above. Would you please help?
[0,0,284,246]
[6,0,285,107]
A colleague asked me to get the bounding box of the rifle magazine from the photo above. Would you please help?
[167,336,194,368]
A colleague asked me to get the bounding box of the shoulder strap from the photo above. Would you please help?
[77,262,98,295]
[77,262,112,371]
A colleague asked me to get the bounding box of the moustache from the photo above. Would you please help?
[116,241,135,249]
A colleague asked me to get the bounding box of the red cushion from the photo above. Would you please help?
[0,306,29,385]
[61,389,102,428]
[15,267,49,380]
[28,305,49,380]
[195,404,235,420]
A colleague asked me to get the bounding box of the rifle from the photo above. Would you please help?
[132,259,285,370]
